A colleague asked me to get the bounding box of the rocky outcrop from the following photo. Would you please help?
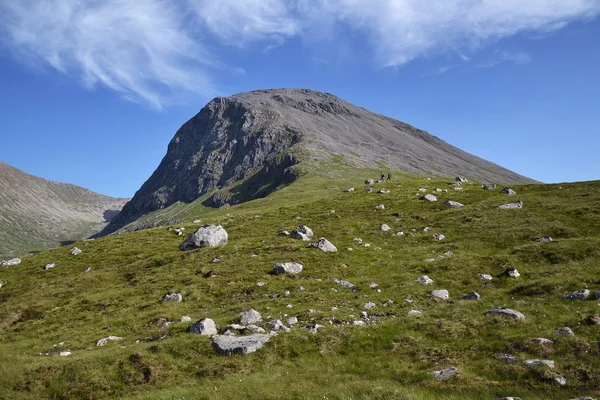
[98,89,535,235]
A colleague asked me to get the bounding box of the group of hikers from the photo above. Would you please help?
[379,171,391,182]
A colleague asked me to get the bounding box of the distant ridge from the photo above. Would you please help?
[100,88,536,236]
[0,161,128,258]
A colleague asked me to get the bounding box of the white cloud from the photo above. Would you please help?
[1,0,599,108]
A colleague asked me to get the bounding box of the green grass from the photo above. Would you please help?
[1,170,599,399]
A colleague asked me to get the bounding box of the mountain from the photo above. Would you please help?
[100,88,536,236]
[0,161,128,258]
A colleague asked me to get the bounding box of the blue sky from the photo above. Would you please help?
[0,1,599,198]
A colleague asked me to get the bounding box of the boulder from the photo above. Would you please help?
[246,324,266,334]
[308,237,337,252]
[500,268,520,278]
[502,188,517,195]
[180,315,192,322]
[486,307,525,320]
[96,336,123,347]
[365,187,373,193]
[499,201,523,209]
[374,204,385,210]
[306,324,325,334]
[71,247,82,255]
[461,292,481,300]
[344,187,355,192]
[59,351,71,357]
[430,290,449,300]
[268,320,290,332]
[418,188,427,192]
[291,225,314,241]
[532,338,553,345]
[287,317,298,325]
[163,293,182,302]
[380,224,391,231]
[564,289,591,300]
[43,262,56,271]
[0,258,21,267]
[584,315,600,326]
[364,301,376,310]
[379,189,390,194]
[555,327,574,336]
[480,274,493,282]
[333,279,357,292]
[482,184,497,190]
[273,262,303,275]
[211,333,276,355]
[180,224,228,250]
[524,359,555,369]
[432,367,458,380]
[407,310,423,316]
[444,200,464,208]
[535,236,553,243]
[421,194,437,202]
[189,318,218,336]
[278,231,291,237]
[416,275,434,285]
[240,309,262,325]
[365,179,375,185]
[455,176,468,183]
[434,233,446,241]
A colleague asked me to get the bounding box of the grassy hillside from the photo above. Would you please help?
[0,169,599,399]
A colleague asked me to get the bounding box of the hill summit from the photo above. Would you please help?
[101,88,535,235]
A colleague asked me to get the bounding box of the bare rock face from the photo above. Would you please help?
[180,225,228,251]
[98,89,535,236]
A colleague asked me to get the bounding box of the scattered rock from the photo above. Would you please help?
[163,293,182,302]
[84,267,91,273]
[240,309,262,325]
[96,336,123,347]
[306,324,324,334]
[189,318,218,336]
[333,279,357,292]
[344,187,355,192]
[256,281,265,287]
[173,228,184,236]
[480,274,493,282]
[416,275,434,285]
[246,325,266,334]
[0,258,21,267]
[353,320,367,326]
[524,359,555,369]
[482,184,497,190]
[379,189,390,194]
[308,237,337,252]
[444,200,464,208]
[502,188,517,195]
[421,194,437,202]
[369,283,379,289]
[380,224,391,231]
[273,262,303,275]
[430,290,449,300]
[287,317,298,325]
[211,333,276,355]
[180,225,228,250]
[496,353,518,364]
[395,231,405,236]
[435,188,443,192]
[43,262,56,271]
[365,187,373,193]
[535,236,553,243]
[486,307,526,320]
[407,310,422,316]
[268,320,290,332]
[432,367,458,380]
[278,231,291,237]
[499,201,523,209]
[425,258,436,262]
[532,338,553,345]
[180,315,192,322]
[554,376,567,386]
[365,179,375,185]
[291,225,314,241]
[584,315,600,326]
[461,292,481,300]
[500,268,520,278]
[374,204,385,210]
[555,327,574,336]
[59,351,71,356]
[434,233,446,241]
[71,247,82,255]
[364,302,376,310]
[455,176,468,183]
[564,289,591,300]
[423,227,431,232]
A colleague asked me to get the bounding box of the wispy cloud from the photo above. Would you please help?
[476,50,533,68]
[1,0,599,108]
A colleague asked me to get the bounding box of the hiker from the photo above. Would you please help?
[387,172,391,181]
[380,171,385,182]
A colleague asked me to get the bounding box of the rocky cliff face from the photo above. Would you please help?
[0,162,128,258]
[100,88,536,236]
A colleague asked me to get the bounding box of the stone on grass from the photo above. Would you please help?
[502,188,517,195]
[240,309,262,325]
[374,204,385,210]
[308,237,337,252]
[564,289,591,300]
[461,292,481,300]
[434,233,446,241]
[163,293,182,302]
[416,275,434,285]
[480,274,493,282]
[43,262,56,271]
[379,189,390,194]
[365,179,375,185]
[380,224,391,231]
[555,327,574,336]
[501,268,520,278]
[278,231,291,237]
[344,187,355,192]
[71,247,82,255]
[395,231,405,236]
[211,333,275,355]
[246,325,266,334]
[425,258,436,262]
[273,262,303,275]
[0,258,21,267]
[532,338,553,345]
[430,290,449,300]
[365,187,373,193]
[189,318,218,336]
[364,302,376,310]
[444,200,464,208]
[408,310,423,316]
[554,376,567,386]
[455,176,468,183]
[306,324,324,334]
[535,236,553,243]
[584,315,600,326]
[499,201,523,209]
[180,225,228,250]
[486,307,525,320]
[59,351,71,356]
[180,315,192,322]
[525,359,555,369]
[421,194,437,202]
[96,336,123,346]
[482,184,497,190]
[268,320,290,332]
[333,279,357,292]
[432,367,458,380]
[287,317,298,325]
[291,225,314,241]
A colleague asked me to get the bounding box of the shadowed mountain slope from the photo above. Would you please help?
[0,162,128,258]
[100,88,536,236]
